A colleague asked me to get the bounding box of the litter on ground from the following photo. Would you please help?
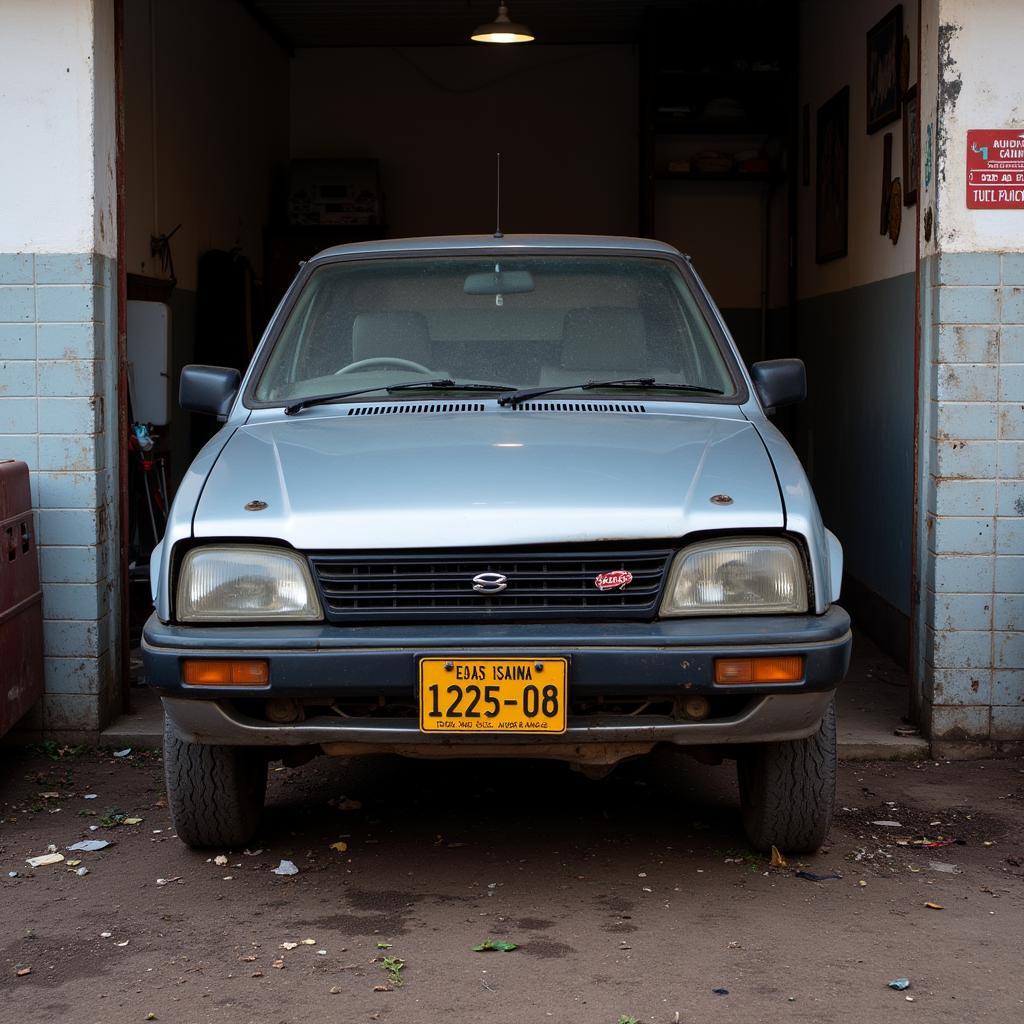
[26,853,65,868]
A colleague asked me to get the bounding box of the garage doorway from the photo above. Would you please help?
[119,0,920,722]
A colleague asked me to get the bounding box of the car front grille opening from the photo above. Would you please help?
[510,401,647,414]
[347,402,486,416]
[308,545,673,623]
[232,693,752,725]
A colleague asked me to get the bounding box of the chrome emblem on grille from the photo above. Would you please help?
[472,572,508,593]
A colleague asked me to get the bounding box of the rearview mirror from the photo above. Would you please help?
[750,359,806,412]
[179,365,241,421]
[463,270,535,295]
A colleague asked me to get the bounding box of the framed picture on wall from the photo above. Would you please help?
[866,5,903,134]
[903,84,919,205]
[816,86,849,264]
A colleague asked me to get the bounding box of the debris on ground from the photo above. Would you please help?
[330,841,348,853]
[214,855,228,866]
[330,796,363,811]
[156,877,182,886]
[924,901,944,910]
[271,860,299,876]
[15,967,31,977]
[75,866,89,876]
[280,942,298,950]
[67,840,112,852]
[472,940,518,952]
[25,852,64,868]
[888,978,911,990]
[712,987,729,995]
[929,861,961,874]
[770,846,788,868]
[871,820,903,827]
[380,956,405,987]
[112,748,132,758]
[98,809,130,828]
[795,870,843,881]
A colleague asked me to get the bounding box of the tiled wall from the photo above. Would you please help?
[0,251,120,735]
[918,251,1024,746]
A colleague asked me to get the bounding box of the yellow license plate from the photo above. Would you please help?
[419,658,567,734]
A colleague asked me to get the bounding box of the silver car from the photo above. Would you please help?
[145,235,851,853]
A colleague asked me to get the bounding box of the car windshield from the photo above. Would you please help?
[253,253,737,403]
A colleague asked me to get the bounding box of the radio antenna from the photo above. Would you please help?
[494,152,503,239]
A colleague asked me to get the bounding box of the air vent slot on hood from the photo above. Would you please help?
[347,402,485,416]
[511,401,647,414]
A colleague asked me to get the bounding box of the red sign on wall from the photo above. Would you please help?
[967,129,1024,209]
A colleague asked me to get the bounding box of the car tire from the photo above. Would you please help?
[736,698,837,854]
[163,718,267,849]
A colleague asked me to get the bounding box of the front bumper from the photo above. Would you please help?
[144,606,851,750]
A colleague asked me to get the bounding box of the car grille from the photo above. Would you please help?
[308,546,674,623]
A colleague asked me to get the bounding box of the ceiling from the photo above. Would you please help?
[240,1,746,49]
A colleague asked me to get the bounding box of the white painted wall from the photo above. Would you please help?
[124,0,290,291]
[0,0,115,256]
[932,0,1024,252]
[798,0,919,299]
[919,0,940,258]
[94,0,117,258]
[289,46,637,241]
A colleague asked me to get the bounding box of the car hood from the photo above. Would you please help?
[193,407,783,548]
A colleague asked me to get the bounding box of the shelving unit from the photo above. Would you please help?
[638,4,798,362]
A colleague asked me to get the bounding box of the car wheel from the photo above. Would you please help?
[736,698,837,854]
[163,718,267,848]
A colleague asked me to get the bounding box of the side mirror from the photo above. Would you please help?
[179,365,241,421]
[750,358,806,412]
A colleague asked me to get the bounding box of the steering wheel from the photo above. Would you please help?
[335,356,431,375]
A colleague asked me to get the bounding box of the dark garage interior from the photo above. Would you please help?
[121,1,920,699]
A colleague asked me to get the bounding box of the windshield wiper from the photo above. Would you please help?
[284,379,516,416]
[496,377,724,407]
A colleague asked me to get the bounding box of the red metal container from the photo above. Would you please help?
[0,460,43,737]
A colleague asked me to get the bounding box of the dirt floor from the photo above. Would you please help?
[1,743,1022,1024]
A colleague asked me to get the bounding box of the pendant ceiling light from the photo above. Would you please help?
[471,3,535,44]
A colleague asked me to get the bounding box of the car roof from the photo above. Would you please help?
[310,233,687,261]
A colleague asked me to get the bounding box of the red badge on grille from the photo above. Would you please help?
[594,570,633,591]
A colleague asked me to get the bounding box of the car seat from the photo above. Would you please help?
[350,311,434,368]
[539,307,661,384]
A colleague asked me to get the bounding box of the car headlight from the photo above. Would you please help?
[177,545,322,622]
[660,537,808,616]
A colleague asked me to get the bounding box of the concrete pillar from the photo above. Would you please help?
[916,0,1024,751]
[0,0,120,737]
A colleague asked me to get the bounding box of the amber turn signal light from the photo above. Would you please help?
[182,659,269,686]
[714,655,804,685]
